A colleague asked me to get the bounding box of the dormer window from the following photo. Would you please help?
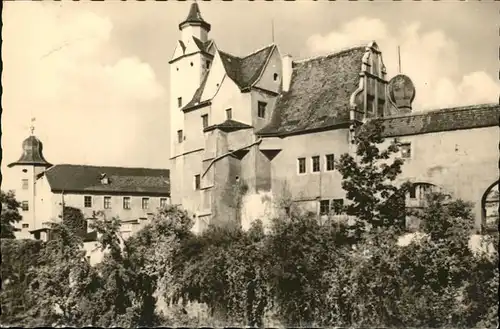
[100,173,109,185]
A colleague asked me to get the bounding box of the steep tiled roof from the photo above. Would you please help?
[379,103,500,137]
[204,119,253,133]
[183,44,275,111]
[42,164,170,195]
[219,45,275,90]
[257,46,366,137]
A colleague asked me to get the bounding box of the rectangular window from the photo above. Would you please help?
[257,101,267,118]
[297,158,306,174]
[21,201,29,211]
[142,198,149,210]
[377,100,385,117]
[400,143,412,159]
[320,200,330,215]
[326,154,335,171]
[104,197,111,209]
[177,130,183,143]
[22,223,29,229]
[367,95,375,114]
[312,156,320,172]
[22,179,29,190]
[409,185,416,199]
[84,196,92,208]
[160,198,168,208]
[226,108,232,120]
[123,197,131,210]
[194,174,201,190]
[332,199,344,215]
[202,114,209,129]
[206,60,211,69]
[178,97,182,108]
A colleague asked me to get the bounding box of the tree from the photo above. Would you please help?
[61,206,88,238]
[0,239,44,326]
[336,120,409,241]
[1,190,22,239]
[25,221,98,327]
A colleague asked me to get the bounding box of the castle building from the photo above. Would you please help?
[7,127,170,242]
[170,3,499,233]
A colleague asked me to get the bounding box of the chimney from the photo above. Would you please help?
[282,54,293,92]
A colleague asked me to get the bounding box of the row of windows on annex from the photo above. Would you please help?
[83,195,169,210]
[176,101,269,144]
[297,154,336,174]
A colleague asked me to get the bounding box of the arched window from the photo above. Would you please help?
[481,180,499,232]
[406,182,440,208]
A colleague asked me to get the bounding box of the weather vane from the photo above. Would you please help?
[30,117,36,135]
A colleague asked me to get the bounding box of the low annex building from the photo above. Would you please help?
[7,132,170,242]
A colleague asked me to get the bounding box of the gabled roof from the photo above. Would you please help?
[182,44,276,112]
[379,103,500,137]
[193,37,213,53]
[203,119,253,133]
[219,44,275,90]
[42,164,170,195]
[257,46,366,137]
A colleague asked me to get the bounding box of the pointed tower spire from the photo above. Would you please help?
[179,1,211,32]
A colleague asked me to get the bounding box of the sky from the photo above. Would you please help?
[1,1,499,190]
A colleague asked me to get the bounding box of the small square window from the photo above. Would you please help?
[22,223,29,229]
[84,196,92,208]
[312,156,320,172]
[297,158,306,174]
[123,197,131,210]
[326,154,335,171]
[320,200,330,215]
[178,97,182,108]
[202,114,209,129]
[258,101,267,118]
[22,179,29,190]
[142,198,149,210]
[21,201,29,211]
[104,197,111,209]
[177,130,183,143]
[226,108,232,120]
[400,143,412,159]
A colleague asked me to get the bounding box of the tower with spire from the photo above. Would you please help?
[8,119,52,238]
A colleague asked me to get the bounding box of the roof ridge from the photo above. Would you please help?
[384,103,499,120]
[53,163,169,171]
[294,44,367,65]
[241,43,276,59]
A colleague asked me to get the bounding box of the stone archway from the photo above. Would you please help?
[481,180,499,232]
[405,182,443,232]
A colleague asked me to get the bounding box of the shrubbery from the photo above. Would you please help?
[1,121,497,327]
